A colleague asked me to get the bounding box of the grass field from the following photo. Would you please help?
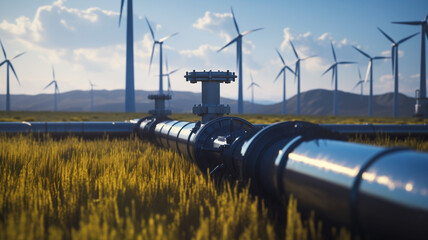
[0,111,426,239]
[1,111,428,124]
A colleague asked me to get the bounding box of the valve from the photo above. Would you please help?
[184,70,236,123]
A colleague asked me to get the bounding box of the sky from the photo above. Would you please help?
[0,0,427,106]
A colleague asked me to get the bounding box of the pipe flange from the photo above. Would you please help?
[193,117,254,173]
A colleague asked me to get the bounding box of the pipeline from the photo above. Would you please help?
[1,70,428,239]
[136,115,428,239]
[134,71,428,239]
[1,121,428,139]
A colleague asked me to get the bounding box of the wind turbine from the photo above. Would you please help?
[378,27,419,117]
[247,73,260,114]
[274,48,295,115]
[353,68,365,100]
[393,15,428,99]
[119,0,135,112]
[44,66,60,112]
[321,42,355,116]
[0,40,25,111]
[353,46,389,116]
[289,40,316,115]
[146,17,178,95]
[89,80,96,112]
[217,7,263,114]
[162,56,179,109]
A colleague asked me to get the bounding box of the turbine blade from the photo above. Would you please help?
[52,66,55,80]
[302,55,316,61]
[274,67,285,82]
[169,68,180,75]
[230,7,240,34]
[352,46,371,58]
[43,81,54,90]
[167,75,171,91]
[286,66,295,75]
[276,48,285,65]
[165,55,169,72]
[119,0,125,27]
[331,67,335,87]
[358,67,362,80]
[0,61,5,67]
[391,46,395,73]
[145,17,155,40]
[397,32,419,44]
[159,32,178,43]
[217,36,239,52]
[377,27,395,43]
[331,42,337,62]
[0,40,7,59]
[254,83,261,88]
[149,42,155,74]
[373,56,389,60]
[241,28,264,36]
[353,80,363,90]
[321,64,335,76]
[337,61,356,65]
[392,21,422,25]
[9,63,20,85]
[250,73,254,83]
[290,41,299,59]
[12,52,25,60]
[364,61,372,83]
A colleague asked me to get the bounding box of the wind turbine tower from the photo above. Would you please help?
[218,7,263,114]
[353,46,389,116]
[146,17,178,117]
[248,73,260,114]
[44,67,60,112]
[392,15,428,117]
[275,49,295,114]
[322,42,355,116]
[119,0,135,112]
[354,68,365,100]
[289,41,315,115]
[163,56,179,109]
[89,80,96,112]
[0,40,25,111]
[378,27,418,117]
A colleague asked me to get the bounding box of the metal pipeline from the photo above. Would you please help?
[0,121,135,138]
[1,121,427,139]
[136,116,428,240]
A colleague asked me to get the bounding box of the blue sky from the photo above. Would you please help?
[0,0,427,104]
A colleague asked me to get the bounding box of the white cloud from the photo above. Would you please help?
[180,44,218,58]
[192,11,232,31]
[411,73,420,79]
[280,28,295,51]
[318,32,332,41]
[379,74,393,83]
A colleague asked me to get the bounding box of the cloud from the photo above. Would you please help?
[0,0,121,48]
[381,49,404,58]
[379,74,393,83]
[180,44,218,58]
[192,11,232,32]
[411,73,420,79]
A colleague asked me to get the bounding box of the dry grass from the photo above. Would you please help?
[0,135,279,240]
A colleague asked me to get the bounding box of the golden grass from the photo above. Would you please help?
[0,135,280,240]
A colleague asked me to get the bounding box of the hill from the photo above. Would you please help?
[0,89,416,117]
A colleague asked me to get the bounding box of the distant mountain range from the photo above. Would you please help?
[0,89,417,117]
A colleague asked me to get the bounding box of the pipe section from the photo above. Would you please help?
[0,121,135,138]
[136,117,428,239]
